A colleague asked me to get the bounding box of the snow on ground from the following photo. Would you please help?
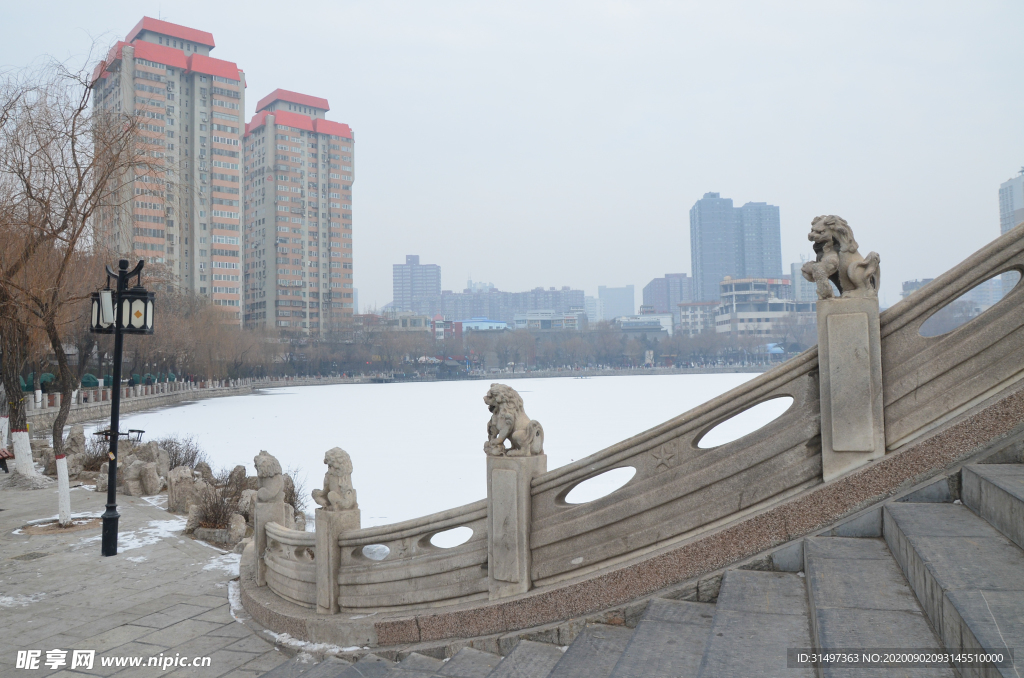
[84,374,779,528]
[203,552,241,576]
[0,592,46,607]
[74,517,187,551]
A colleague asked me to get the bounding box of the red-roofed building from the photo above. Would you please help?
[242,90,355,335]
[91,18,245,324]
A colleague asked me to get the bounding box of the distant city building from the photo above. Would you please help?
[999,170,1024,297]
[690,193,783,301]
[243,89,355,334]
[393,255,441,315]
[598,285,635,320]
[790,260,818,302]
[643,273,692,326]
[584,296,604,324]
[965,278,1005,311]
[901,279,934,300]
[615,313,674,337]
[714,277,815,336]
[513,310,584,331]
[677,301,719,336]
[439,285,584,324]
[460,318,508,332]
[999,170,1024,235]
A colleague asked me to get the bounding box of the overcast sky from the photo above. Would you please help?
[3,1,1022,309]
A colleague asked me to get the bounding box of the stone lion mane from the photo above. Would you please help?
[484,383,544,456]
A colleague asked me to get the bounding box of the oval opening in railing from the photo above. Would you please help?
[696,396,795,449]
[563,467,637,505]
[361,544,390,561]
[918,271,1021,338]
[428,526,473,549]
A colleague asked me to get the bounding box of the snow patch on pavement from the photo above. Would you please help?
[203,552,240,576]
[0,592,46,608]
[75,516,187,551]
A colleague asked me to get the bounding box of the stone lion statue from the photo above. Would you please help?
[484,383,544,456]
[254,450,285,504]
[312,447,358,511]
[801,215,880,300]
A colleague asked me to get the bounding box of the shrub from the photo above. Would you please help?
[195,486,237,530]
[158,435,209,470]
[284,465,308,514]
[81,437,109,473]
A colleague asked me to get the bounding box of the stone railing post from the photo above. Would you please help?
[817,297,885,481]
[253,451,288,587]
[804,214,885,482]
[486,453,546,599]
[312,447,360,614]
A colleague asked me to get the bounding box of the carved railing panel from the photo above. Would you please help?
[529,351,821,584]
[880,225,1024,449]
[264,521,317,608]
[337,500,488,609]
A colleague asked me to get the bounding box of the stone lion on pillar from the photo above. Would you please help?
[484,383,544,456]
[312,447,358,511]
[801,215,880,300]
[254,450,285,504]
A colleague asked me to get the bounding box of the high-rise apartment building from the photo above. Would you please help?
[91,18,246,322]
[999,170,1024,235]
[393,255,442,315]
[598,285,635,320]
[242,89,355,334]
[690,192,783,301]
[642,273,691,326]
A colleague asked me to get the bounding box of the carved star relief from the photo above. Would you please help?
[651,448,675,471]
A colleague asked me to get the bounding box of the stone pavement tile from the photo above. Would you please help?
[218,670,260,678]
[93,640,173,677]
[121,595,188,617]
[220,636,275,655]
[133,604,216,629]
[237,650,289,673]
[166,650,262,678]
[136,619,225,648]
[193,605,234,624]
[206,623,252,639]
[76,624,169,654]
[165,632,252,658]
[63,612,149,638]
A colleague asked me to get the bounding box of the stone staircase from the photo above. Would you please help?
[261,462,1024,678]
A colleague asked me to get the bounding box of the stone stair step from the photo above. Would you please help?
[803,536,955,677]
[883,503,1024,676]
[383,652,446,676]
[300,657,353,678]
[547,624,633,678]
[486,640,563,678]
[608,598,714,678]
[696,570,815,678]
[435,647,502,678]
[962,464,1024,550]
[335,654,393,678]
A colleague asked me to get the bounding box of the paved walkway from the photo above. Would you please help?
[0,481,288,678]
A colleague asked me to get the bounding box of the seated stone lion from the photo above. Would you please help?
[254,450,284,504]
[484,383,544,457]
[312,447,358,511]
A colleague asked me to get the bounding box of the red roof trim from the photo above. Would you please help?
[133,41,188,69]
[256,88,329,113]
[126,17,215,48]
[186,54,241,81]
[313,119,353,139]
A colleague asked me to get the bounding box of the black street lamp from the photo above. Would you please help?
[89,259,154,557]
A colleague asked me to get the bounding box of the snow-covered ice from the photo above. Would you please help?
[85,373,778,527]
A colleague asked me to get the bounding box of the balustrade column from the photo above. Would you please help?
[486,454,546,599]
[255,500,287,587]
[315,506,360,614]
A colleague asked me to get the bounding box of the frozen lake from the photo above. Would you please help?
[86,373,779,527]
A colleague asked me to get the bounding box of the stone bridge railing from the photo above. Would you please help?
[250,223,1024,626]
[264,521,317,608]
[338,500,489,609]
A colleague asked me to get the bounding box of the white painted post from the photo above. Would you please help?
[56,454,71,526]
[12,428,34,476]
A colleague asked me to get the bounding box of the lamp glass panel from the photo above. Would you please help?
[100,290,114,324]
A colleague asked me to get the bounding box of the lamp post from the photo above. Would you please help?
[89,259,154,557]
